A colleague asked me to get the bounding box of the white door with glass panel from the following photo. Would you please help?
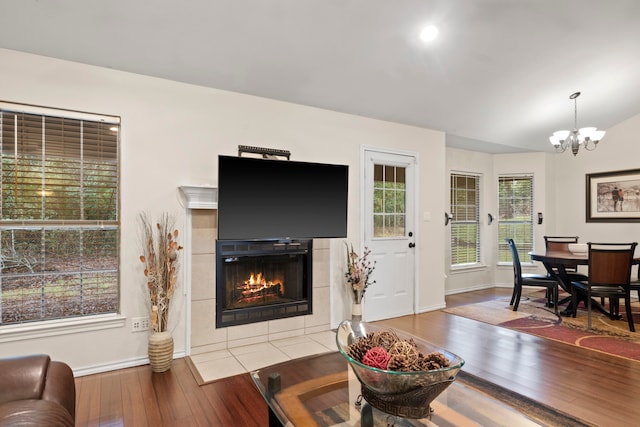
[362,149,416,321]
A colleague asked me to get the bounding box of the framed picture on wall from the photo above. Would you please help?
[586,168,640,222]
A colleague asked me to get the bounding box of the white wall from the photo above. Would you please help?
[3,46,637,373]
[444,149,552,292]
[444,113,640,294]
[551,113,640,244]
[493,152,552,284]
[0,48,446,373]
[445,148,496,293]
[414,142,448,313]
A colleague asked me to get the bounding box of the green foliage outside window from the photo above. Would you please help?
[373,164,406,238]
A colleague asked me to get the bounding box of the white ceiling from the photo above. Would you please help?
[1,0,640,154]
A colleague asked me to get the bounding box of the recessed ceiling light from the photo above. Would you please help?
[420,25,439,43]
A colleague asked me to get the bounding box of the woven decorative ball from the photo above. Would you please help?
[362,346,391,369]
[372,329,399,350]
[388,340,420,363]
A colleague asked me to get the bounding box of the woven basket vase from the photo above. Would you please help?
[148,331,174,373]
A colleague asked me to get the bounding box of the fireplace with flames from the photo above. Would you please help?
[216,239,312,328]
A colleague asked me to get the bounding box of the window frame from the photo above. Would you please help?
[0,101,121,329]
[497,174,534,264]
[450,172,481,268]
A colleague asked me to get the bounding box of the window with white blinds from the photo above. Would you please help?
[498,175,534,262]
[0,103,120,325]
[450,173,480,266]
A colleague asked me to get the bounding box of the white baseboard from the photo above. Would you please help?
[416,303,446,314]
[445,283,497,296]
[73,350,187,377]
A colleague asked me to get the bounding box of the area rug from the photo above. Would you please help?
[444,290,640,361]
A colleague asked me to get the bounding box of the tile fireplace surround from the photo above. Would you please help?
[184,188,333,359]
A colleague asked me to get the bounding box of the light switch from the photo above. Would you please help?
[423,211,431,221]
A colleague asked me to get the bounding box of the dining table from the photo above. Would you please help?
[529,249,640,317]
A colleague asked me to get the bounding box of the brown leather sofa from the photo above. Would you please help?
[0,354,75,426]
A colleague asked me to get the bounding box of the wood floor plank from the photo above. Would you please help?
[74,373,101,426]
[137,365,164,426]
[212,373,269,425]
[119,367,148,426]
[73,288,640,426]
[171,357,217,427]
[151,367,192,424]
[98,371,123,426]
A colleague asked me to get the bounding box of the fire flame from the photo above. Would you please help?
[240,272,283,296]
[246,272,268,286]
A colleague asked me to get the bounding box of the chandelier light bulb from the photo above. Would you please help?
[592,130,605,141]
[579,127,596,139]
[554,130,570,140]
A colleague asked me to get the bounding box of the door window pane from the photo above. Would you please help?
[373,164,406,237]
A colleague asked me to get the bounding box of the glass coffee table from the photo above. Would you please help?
[251,351,547,427]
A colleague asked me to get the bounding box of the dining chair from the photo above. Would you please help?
[571,242,638,332]
[506,238,559,314]
[543,236,588,282]
[629,264,640,300]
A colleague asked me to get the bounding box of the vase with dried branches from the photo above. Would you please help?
[138,212,183,372]
[345,243,376,321]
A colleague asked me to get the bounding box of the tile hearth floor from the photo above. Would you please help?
[189,330,336,384]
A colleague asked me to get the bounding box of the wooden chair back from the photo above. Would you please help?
[588,242,637,288]
[544,236,579,252]
[544,236,581,274]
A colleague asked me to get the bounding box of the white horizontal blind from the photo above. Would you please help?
[450,173,480,266]
[0,104,120,325]
[498,175,534,262]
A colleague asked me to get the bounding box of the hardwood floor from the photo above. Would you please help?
[75,288,640,426]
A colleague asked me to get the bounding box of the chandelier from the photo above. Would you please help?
[549,92,605,156]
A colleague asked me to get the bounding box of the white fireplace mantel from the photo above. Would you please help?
[178,185,218,210]
[178,184,218,356]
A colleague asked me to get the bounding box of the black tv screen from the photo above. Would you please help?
[217,155,349,240]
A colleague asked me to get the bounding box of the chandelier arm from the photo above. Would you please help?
[555,143,567,153]
[584,140,597,151]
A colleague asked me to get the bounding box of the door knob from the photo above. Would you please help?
[408,242,416,248]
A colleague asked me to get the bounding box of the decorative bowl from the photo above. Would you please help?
[568,243,588,254]
[336,320,464,418]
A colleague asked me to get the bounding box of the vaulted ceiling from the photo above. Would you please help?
[2,0,640,154]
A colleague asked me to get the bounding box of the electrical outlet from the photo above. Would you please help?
[132,316,150,332]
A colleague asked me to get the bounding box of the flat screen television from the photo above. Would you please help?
[217,155,349,240]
